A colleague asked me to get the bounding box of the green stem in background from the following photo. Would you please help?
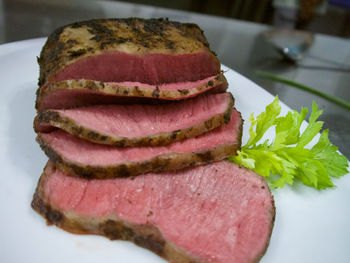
[256,70,350,111]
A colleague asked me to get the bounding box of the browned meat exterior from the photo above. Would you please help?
[38,18,220,88]
[35,73,227,111]
[34,93,234,147]
[36,109,242,179]
[32,170,197,263]
[32,161,275,263]
[38,136,240,179]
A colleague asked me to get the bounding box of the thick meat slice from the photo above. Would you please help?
[35,73,227,111]
[32,161,275,263]
[36,109,242,179]
[38,18,220,88]
[35,93,234,147]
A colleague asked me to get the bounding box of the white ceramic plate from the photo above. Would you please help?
[0,38,349,263]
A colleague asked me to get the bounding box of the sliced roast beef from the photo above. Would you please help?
[35,73,227,111]
[38,18,220,89]
[32,160,275,263]
[35,93,234,146]
[36,109,242,179]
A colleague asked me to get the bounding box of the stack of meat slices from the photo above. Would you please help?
[32,18,275,263]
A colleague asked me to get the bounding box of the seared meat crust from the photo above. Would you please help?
[31,162,200,263]
[31,161,275,263]
[36,135,242,179]
[34,92,234,147]
[38,18,220,87]
[35,73,227,111]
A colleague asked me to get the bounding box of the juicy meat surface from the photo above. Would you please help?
[32,161,275,263]
[35,93,234,146]
[38,18,220,88]
[52,51,219,85]
[36,109,242,178]
[35,73,227,111]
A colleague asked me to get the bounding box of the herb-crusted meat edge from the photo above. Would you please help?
[36,136,242,179]
[35,73,228,111]
[31,162,202,263]
[38,18,219,88]
[31,161,275,263]
[36,110,242,179]
[34,92,234,147]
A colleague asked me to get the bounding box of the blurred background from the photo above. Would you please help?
[1,0,350,43]
[117,0,350,37]
[0,0,349,156]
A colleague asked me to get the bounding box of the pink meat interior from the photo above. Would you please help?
[38,89,152,111]
[44,161,274,263]
[49,93,231,138]
[39,109,241,166]
[52,51,220,85]
[37,75,226,111]
[107,75,214,92]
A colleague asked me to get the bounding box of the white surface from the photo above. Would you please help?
[0,38,349,263]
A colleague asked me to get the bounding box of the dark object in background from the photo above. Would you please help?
[262,28,314,63]
[115,0,350,37]
[298,0,325,26]
[329,0,350,8]
[117,0,274,23]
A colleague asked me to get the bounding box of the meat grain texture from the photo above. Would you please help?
[35,93,234,146]
[36,18,225,110]
[32,161,275,263]
[32,17,275,263]
[36,74,228,111]
[36,109,242,179]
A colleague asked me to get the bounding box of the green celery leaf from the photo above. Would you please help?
[311,130,349,178]
[228,151,255,169]
[244,149,282,178]
[273,107,308,150]
[246,96,280,147]
[296,159,334,189]
[229,97,349,190]
[297,102,323,148]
